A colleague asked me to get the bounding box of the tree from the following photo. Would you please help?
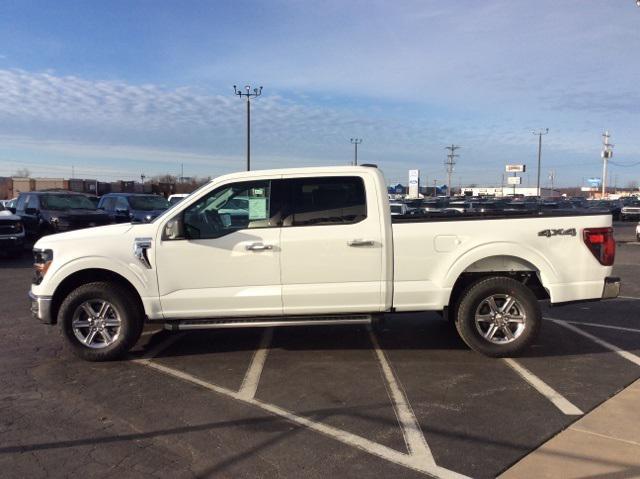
[13,168,30,177]
[626,180,639,190]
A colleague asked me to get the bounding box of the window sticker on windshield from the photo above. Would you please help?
[248,197,268,220]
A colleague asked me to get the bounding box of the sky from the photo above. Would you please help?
[0,0,639,187]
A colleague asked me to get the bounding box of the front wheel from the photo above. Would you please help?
[454,277,541,357]
[59,281,143,361]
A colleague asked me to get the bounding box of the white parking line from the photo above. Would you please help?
[548,318,640,367]
[238,328,273,400]
[617,295,640,301]
[368,328,435,465]
[134,336,469,479]
[565,321,640,334]
[503,358,583,415]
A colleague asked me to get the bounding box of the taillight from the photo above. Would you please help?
[583,227,615,266]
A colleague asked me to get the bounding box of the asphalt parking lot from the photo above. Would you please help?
[1,223,639,478]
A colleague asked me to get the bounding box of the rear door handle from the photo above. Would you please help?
[347,239,374,247]
[246,242,273,251]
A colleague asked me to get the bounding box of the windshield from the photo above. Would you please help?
[128,195,170,211]
[41,194,96,210]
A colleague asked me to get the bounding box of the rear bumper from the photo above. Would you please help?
[602,276,620,300]
[29,291,54,324]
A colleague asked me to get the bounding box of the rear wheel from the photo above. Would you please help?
[454,276,541,357]
[59,281,143,361]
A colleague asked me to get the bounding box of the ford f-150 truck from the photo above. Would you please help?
[29,166,619,361]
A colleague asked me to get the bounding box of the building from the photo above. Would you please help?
[461,186,558,198]
[34,178,69,191]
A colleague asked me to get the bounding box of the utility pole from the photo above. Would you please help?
[532,129,549,197]
[233,85,263,171]
[548,170,556,196]
[444,144,461,197]
[601,130,613,198]
[350,138,363,165]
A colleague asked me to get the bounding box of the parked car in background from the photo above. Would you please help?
[621,201,640,222]
[588,200,621,221]
[85,195,100,208]
[636,222,640,242]
[98,193,170,223]
[389,202,410,216]
[0,203,25,255]
[3,198,17,210]
[14,191,111,239]
[168,193,189,206]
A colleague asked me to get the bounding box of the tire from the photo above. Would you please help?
[58,281,143,361]
[454,276,541,357]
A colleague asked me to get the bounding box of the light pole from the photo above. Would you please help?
[350,138,363,165]
[532,129,549,197]
[234,85,263,171]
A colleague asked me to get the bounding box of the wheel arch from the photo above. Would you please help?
[50,269,145,325]
[443,253,551,320]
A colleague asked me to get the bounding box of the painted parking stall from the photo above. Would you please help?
[1,229,639,478]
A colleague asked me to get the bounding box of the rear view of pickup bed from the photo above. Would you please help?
[29,165,619,361]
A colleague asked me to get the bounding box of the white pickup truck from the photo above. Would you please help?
[29,166,619,361]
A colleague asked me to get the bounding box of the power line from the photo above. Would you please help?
[601,130,614,197]
[444,144,461,197]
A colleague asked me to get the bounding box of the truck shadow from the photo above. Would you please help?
[133,311,637,360]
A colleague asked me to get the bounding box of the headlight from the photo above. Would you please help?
[33,249,54,285]
[14,221,23,233]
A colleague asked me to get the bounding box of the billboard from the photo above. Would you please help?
[506,164,526,173]
[408,169,420,198]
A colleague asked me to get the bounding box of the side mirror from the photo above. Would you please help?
[163,216,184,240]
[25,207,38,215]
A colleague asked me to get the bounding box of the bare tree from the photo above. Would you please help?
[13,168,30,177]
[626,180,639,190]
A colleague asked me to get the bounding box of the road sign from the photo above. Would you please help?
[506,164,526,173]
[507,176,522,185]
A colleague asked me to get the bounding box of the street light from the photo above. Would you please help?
[532,129,549,197]
[350,138,363,165]
[234,85,263,171]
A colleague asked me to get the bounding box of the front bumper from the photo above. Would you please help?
[29,291,54,324]
[602,276,621,300]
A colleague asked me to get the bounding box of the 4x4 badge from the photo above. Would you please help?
[538,228,577,238]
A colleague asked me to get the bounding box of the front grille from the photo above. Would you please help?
[0,224,19,235]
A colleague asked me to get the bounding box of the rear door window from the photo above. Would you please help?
[285,176,367,226]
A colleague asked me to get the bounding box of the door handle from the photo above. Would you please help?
[245,242,273,251]
[347,239,374,247]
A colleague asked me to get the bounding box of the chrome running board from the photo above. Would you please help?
[164,314,373,331]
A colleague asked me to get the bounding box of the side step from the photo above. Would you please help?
[163,314,374,331]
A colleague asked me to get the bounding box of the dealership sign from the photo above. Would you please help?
[408,169,420,198]
[507,176,522,185]
[505,164,526,173]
